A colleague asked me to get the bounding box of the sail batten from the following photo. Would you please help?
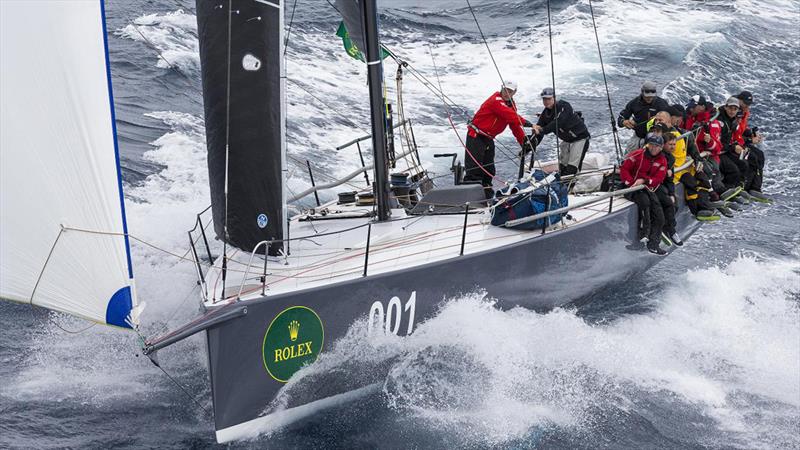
[0,0,137,329]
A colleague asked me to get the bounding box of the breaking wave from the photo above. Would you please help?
[278,253,799,448]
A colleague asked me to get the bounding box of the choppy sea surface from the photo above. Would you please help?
[1,0,799,448]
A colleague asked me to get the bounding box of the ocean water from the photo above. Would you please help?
[1,0,799,448]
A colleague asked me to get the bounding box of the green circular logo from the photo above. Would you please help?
[262,306,324,383]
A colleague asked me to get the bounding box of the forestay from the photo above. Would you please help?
[0,1,140,329]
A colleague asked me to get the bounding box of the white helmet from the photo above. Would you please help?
[502,80,518,92]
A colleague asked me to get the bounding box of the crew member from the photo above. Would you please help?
[732,90,753,147]
[666,104,718,217]
[717,96,751,195]
[657,133,681,246]
[743,128,768,198]
[464,81,531,189]
[684,94,712,130]
[618,81,670,152]
[530,87,590,176]
[620,133,670,256]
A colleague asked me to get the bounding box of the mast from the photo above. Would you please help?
[361,0,391,221]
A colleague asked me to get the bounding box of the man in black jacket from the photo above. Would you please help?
[530,87,590,175]
[618,81,670,152]
[717,96,750,192]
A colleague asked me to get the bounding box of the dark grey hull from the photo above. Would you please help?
[206,198,702,440]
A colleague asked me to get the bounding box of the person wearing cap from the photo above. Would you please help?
[464,81,532,189]
[716,96,752,196]
[619,133,670,255]
[529,87,590,176]
[684,95,712,131]
[742,127,768,198]
[617,81,670,152]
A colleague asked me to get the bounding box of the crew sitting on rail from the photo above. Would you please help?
[618,81,670,152]
[528,87,590,176]
[716,96,753,200]
[666,104,719,220]
[691,100,727,199]
[657,133,682,246]
[464,80,532,191]
[620,133,670,256]
[733,91,770,202]
[684,95,712,131]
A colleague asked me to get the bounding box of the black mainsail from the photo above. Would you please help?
[197,0,285,255]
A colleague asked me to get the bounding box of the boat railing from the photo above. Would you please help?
[235,240,273,300]
[187,205,214,301]
[225,181,642,302]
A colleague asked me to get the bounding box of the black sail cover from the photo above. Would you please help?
[196,0,283,255]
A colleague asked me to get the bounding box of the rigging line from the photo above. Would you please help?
[28,227,65,307]
[283,0,299,55]
[145,353,212,416]
[151,283,201,337]
[464,0,535,170]
[286,78,370,134]
[587,0,622,163]
[464,0,506,95]
[43,314,97,334]
[28,227,106,333]
[545,0,561,167]
[389,55,471,118]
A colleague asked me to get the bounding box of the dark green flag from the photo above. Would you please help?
[336,21,391,63]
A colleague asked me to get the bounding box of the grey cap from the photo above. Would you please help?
[641,81,657,97]
[540,87,555,98]
[725,96,741,107]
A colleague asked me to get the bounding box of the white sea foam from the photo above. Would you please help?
[117,10,199,73]
[277,254,800,447]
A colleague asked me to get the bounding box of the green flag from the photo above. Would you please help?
[336,21,392,63]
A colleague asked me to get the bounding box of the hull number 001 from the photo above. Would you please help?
[368,292,416,335]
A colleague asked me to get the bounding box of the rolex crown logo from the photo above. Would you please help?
[288,320,300,342]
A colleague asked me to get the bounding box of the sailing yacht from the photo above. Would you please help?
[0,0,701,443]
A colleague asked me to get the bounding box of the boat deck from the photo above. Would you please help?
[201,191,634,307]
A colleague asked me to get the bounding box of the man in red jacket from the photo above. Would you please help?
[620,133,670,255]
[464,81,531,189]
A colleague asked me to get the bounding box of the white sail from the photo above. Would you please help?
[0,0,139,328]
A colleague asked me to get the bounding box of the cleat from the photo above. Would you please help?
[647,245,668,256]
[669,232,684,246]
